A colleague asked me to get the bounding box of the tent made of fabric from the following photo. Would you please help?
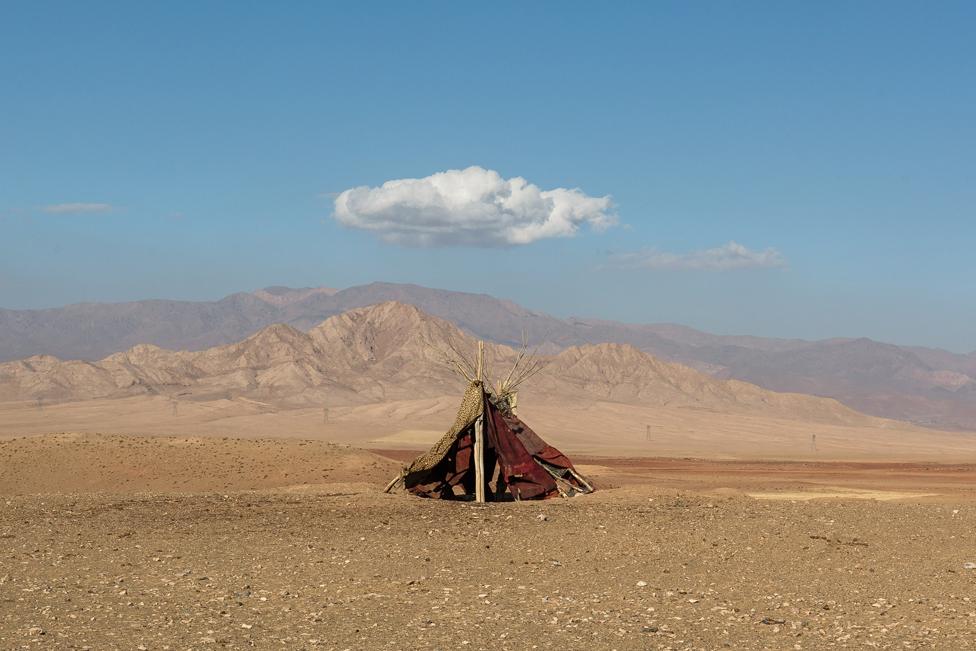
[384,381,593,501]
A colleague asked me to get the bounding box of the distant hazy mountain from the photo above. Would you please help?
[1,282,974,429]
[0,301,884,429]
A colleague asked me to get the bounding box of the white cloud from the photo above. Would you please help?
[41,203,113,214]
[611,241,786,271]
[332,166,615,246]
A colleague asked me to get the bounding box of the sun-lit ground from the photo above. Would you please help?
[4,393,976,462]
[4,433,976,649]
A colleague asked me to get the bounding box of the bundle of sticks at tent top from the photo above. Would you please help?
[384,341,594,501]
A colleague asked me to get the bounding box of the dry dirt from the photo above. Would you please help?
[5,392,976,463]
[3,434,976,650]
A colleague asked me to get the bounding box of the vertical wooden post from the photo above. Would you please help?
[474,341,486,503]
[476,340,484,381]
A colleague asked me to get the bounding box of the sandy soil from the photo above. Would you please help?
[3,434,976,650]
[4,393,976,462]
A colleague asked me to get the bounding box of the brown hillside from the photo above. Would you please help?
[0,302,895,427]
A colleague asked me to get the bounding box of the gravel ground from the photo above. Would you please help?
[3,484,976,650]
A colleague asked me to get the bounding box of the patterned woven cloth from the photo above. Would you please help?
[401,381,483,481]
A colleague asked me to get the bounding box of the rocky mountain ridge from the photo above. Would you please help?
[0,302,882,427]
[2,282,974,428]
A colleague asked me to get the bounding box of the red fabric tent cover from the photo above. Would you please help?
[485,402,557,499]
[495,407,580,474]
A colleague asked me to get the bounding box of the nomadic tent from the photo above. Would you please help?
[384,342,593,501]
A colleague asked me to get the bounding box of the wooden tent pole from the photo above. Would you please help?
[383,475,401,494]
[474,341,486,503]
[476,340,484,382]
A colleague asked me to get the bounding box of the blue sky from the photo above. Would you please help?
[2,2,974,350]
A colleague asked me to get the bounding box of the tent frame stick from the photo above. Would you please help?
[474,414,485,502]
[474,341,486,503]
[567,468,595,493]
[383,475,401,494]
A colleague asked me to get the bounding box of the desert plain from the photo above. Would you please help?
[3,303,976,650]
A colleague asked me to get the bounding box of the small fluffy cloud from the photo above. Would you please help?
[611,241,786,271]
[41,203,113,214]
[333,166,615,246]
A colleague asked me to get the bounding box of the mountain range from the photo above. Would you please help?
[2,282,975,429]
[0,301,885,430]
